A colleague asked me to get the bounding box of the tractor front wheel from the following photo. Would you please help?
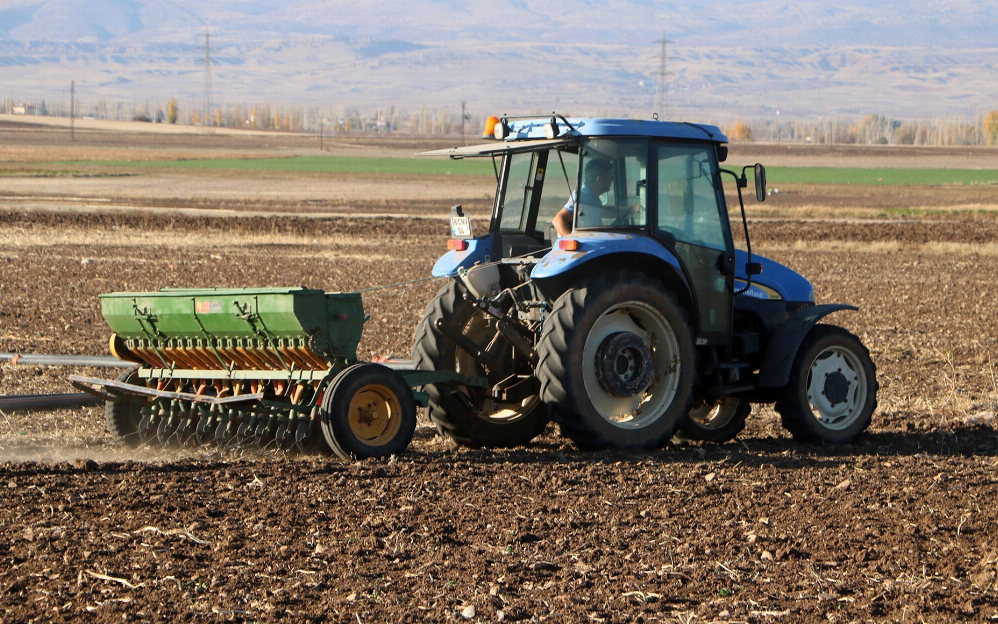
[536,270,697,449]
[775,324,878,444]
[411,281,549,447]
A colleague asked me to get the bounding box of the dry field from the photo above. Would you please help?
[1,120,997,623]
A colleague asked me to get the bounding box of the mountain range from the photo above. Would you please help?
[2,0,996,121]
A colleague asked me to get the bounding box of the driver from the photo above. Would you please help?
[551,157,614,237]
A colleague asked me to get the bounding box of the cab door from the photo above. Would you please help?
[653,142,735,344]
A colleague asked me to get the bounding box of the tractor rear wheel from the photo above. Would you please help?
[676,397,750,443]
[105,365,149,447]
[775,324,878,444]
[411,281,549,448]
[535,270,697,449]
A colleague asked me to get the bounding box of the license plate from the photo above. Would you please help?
[450,215,472,238]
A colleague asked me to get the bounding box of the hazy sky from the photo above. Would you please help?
[2,0,994,118]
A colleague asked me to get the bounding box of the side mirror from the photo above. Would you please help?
[754,163,767,202]
[717,145,728,163]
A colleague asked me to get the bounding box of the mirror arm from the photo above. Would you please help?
[721,167,748,189]
[719,169,754,296]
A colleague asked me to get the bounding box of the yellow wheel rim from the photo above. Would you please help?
[348,383,403,446]
[109,333,142,363]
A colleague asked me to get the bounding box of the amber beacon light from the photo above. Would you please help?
[482,116,501,139]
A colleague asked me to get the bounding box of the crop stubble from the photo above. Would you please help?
[1,128,997,623]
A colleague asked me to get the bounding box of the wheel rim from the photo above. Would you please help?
[454,311,540,423]
[582,301,681,429]
[805,346,869,430]
[688,398,740,431]
[348,383,403,445]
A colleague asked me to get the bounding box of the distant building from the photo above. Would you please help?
[12,103,37,115]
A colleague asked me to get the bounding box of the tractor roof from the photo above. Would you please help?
[419,116,727,159]
[506,117,728,143]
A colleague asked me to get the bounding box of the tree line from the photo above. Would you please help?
[724,112,998,146]
[4,95,998,146]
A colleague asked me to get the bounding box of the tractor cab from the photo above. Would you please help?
[426,116,764,346]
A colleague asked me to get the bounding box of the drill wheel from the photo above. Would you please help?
[320,364,417,460]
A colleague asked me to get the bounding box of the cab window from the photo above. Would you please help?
[498,148,578,236]
[656,144,727,250]
[575,138,648,230]
[535,150,578,233]
[499,151,535,230]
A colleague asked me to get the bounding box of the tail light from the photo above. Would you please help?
[447,239,468,251]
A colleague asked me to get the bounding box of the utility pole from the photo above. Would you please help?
[654,33,671,120]
[70,81,75,141]
[200,29,214,132]
[461,101,467,145]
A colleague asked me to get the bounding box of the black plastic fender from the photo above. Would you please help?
[757,304,858,388]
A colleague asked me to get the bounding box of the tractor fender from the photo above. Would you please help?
[531,232,694,325]
[431,236,493,278]
[757,304,858,388]
[531,232,685,282]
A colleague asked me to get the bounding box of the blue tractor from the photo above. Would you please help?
[413,115,878,449]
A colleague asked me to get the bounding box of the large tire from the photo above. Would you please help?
[104,365,148,447]
[535,270,698,449]
[411,281,549,447]
[775,324,878,444]
[320,363,417,460]
[676,397,750,443]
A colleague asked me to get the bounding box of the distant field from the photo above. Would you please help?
[763,166,998,186]
[65,155,998,186]
[71,155,496,177]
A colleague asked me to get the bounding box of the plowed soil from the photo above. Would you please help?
[2,128,997,623]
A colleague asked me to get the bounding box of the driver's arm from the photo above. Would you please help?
[552,207,573,237]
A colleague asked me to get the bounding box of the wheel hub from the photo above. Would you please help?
[594,332,653,397]
[806,349,867,428]
[349,386,398,442]
[823,370,850,405]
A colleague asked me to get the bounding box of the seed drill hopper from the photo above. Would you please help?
[71,287,483,458]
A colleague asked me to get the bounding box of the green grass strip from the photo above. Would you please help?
[762,166,998,186]
[63,156,998,186]
[75,155,496,176]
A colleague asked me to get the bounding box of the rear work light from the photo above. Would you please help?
[558,239,579,251]
[447,239,468,251]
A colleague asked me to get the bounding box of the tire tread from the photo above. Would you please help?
[536,270,698,449]
[411,281,549,447]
